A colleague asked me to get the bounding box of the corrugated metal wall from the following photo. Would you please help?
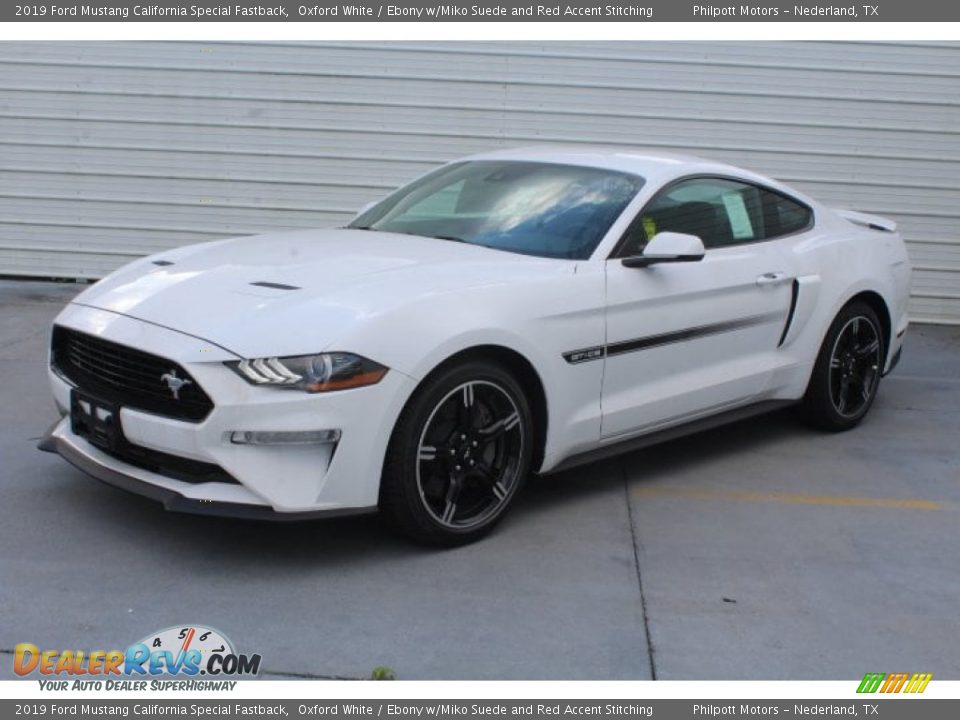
[0,41,957,323]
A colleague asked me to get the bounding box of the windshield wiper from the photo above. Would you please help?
[351,228,472,244]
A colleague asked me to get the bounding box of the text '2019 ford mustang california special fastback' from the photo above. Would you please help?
[40,147,912,545]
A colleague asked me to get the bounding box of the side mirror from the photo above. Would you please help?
[621,232,706,268]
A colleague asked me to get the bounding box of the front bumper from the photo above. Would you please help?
[38,420,372,521]
[44,304,416,519]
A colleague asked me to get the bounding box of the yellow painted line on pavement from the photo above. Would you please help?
[632,486,947,511]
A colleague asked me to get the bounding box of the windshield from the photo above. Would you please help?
[349,160,644,260]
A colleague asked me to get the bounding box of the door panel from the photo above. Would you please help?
[601,243,793,440]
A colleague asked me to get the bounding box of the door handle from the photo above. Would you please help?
[756,272,791,287]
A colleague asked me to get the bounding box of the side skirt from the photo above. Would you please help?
[545,399,796,475]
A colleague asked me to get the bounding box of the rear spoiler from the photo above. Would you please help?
[835,209,897,233]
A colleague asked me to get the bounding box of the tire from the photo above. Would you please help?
[379,360,534,546]
[800,301,885,432]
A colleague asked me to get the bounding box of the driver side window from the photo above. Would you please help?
[620,177,767,255]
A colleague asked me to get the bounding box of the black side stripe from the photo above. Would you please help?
[250,281,301,291]
[562,311,784,365]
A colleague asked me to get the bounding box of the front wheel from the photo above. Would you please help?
[379,361,534,546]
[800,301,885,432]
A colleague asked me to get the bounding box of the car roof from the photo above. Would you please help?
[461,145,803,199]
[464,145,735,176]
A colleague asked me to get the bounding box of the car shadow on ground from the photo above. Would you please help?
[49,407,810,566]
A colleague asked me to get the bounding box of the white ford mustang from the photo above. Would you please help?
[40,147,912,544]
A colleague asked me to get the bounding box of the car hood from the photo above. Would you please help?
[71,228,562,358]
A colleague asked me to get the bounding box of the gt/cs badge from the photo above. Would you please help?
[563,347,604,364]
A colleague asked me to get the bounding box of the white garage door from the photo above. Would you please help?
[0,41,957,323]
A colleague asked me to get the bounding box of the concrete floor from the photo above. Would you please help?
[0,279,957,680]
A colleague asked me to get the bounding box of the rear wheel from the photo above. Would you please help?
[379,361,533,546]
[800,301,884,432]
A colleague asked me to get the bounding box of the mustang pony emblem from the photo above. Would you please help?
[160,370,192,400]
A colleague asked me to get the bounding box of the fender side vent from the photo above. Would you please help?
[250,281,300,290]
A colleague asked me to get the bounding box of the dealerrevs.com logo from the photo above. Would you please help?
[14,625,261,686]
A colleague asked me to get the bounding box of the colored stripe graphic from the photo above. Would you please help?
[904,673,934,694]
[857,673,886,693]
[857,672,932,693]
[881,673,909,693]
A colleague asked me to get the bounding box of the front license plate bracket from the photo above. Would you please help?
[70,390,121,451]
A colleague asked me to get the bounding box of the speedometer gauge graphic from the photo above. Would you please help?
[130,625,235,676]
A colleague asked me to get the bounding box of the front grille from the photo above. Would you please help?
[52,326,214,422]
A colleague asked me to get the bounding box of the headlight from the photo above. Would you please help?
[226,353,388,393]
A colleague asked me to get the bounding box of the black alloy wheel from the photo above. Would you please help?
[416,380,524,530]
[828,315,882,418]
[380,361,533,545]
[801,301,885,432]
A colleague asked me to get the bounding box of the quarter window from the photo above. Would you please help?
[761,188,813,237]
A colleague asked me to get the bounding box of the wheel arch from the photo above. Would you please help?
[407,344,549,472]
[798,288,891,431]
